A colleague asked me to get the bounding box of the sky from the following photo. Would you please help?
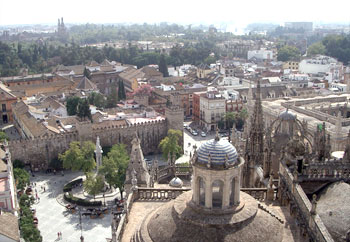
[0,0,350,27]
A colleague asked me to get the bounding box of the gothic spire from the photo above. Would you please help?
[244,80,265,187]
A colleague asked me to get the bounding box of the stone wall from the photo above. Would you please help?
[9,119,168,170]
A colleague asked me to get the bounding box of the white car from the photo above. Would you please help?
[201,132,207,137]
[192,130,198,136]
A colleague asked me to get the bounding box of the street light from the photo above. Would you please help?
[79,208,84,241]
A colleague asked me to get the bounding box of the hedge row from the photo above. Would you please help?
[63,178,83,192]
[64,193,102,207]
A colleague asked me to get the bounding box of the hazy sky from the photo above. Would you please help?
[0,0,350,27]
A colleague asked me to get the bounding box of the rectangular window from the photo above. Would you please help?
[2,104,6,112]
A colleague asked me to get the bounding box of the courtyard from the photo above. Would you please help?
[30,171,115,242]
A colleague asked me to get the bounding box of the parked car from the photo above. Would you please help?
[192,130,198,136]
[201,131,207,137]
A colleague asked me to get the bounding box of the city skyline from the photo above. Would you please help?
[1,0,350,27]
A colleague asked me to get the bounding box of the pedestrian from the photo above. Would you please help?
[44,187,46,192]
[60,232,62,239]
[57,232,59,239]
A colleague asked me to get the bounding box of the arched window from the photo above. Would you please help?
[230,178,236,206]
[197,176,205,206]
[212,180,224,208]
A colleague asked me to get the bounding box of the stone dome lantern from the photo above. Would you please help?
[133,130,286,242]
[191,131,244,209]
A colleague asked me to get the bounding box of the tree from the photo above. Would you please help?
[322,35,350,65]
[106,85,118,108]
[99,144,129,200]
[59,141,96,174]
[159,129,182,160]
[0,131,8,142]
[83,67,91,79]
[88,92,106,108]
[308,42,326,57]
[14,168,30,191]
[77,98,91,120]
[224,112,236,129]
[13,159,25,169]
[118,80,126,101]
[277,45,300,62]
[159,54,169,77]
[66,96,81,116]
[84,172,104,200]
[19,194,42,242]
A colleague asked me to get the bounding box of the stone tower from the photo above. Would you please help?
[76,121,92,143]
[244,80,264,188]
[165,92,184,145]
[95,136,103,170]
[125,132,150,193]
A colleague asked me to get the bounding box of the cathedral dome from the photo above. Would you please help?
[196,137,238,168]
[279,109,296,121]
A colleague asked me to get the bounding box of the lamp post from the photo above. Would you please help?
[79,208,84,241]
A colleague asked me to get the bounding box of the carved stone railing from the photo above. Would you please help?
[279,163,334,242]
[157,166,192,183]
[113,192,135,242]
[136,187,191,201]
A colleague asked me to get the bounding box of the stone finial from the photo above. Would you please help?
[207,153,212,168]
[215,127,220,141]
[131,169,138,191]
[311,194,317,215]
[224,153,229,168]
[293,169,298,182]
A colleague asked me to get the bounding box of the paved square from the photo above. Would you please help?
[31,172,113,242]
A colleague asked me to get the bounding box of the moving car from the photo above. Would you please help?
[201,131,207,137]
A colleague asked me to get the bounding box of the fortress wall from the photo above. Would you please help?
[9,119,168,170]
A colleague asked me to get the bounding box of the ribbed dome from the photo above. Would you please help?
[279,109,296,121]
[196,138,238,167]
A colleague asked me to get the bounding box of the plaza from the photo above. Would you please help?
[31,171,115,242]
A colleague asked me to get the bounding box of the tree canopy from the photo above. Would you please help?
[59,141,96,174]
[14,168,30,191]
[277,45,301,62]
[99,143,129,200]
[0,131,8,142]
[307,42,326,57]
[322,34,350,65]
[159,129,182,160]
[106,85,118,108]
[77,98,91,121]
[88,92,106,108]
[159,54,169,77]
[84,172,105,199]
[19,194,42,242]
[66,96,81,116]
[118,80,126,101]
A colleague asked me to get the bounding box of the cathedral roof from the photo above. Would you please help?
[196,137,238,168]
[141,191,284,242]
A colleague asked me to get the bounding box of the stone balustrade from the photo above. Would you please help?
[279,163,334,242]
[136,187,191,201]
